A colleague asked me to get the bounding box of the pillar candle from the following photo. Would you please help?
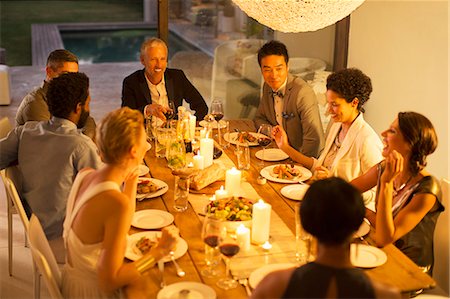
[189,115,196,140]
[215,185,228,200]
[193,151,205,170]
[236,224,251,252]
[225,167,241,196]
[251,199,271,245]
[200,137,214,167]
[200,128,207,139]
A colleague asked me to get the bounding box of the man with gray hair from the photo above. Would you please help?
[121,38,208,120]
[15,49,96,139]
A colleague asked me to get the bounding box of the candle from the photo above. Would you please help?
[200,128,207,139]
[200,137,214,168]
[189,115,196,140]
[225,167,241,196]
[209,195,216,202]
[261,241,272,251]
[215,185,228,200]
[252,199,272,245]
[193,151,205,170]
[236,224,251,252]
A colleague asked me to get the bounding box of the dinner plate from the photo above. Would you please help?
[199,120,227,129]
[249,263,296,289]
[223,132,262,147]
[260,164,312,183]
[350,244,387,268]
[136,178,169,201]
[131,209,174,229]
[255,148,289,161]
[280,184,310,201]
[157,281,216,299]
[137,164,149,176]
[125,231,188,262]
[353,220,370,238]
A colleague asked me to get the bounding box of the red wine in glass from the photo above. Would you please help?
[219,243,240,257]
[258,137,271,147]
[211,112,224,122]
[204,235,219,248]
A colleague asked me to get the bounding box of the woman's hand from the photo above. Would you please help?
[150,227,178,261]
[123,166,140,201]
[314,166,330,180]
[272,125,289,150]
[381,150,403,185]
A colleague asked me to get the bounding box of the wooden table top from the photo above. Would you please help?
[132,119,435,298]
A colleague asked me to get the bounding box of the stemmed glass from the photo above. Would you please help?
[210,99,224,147]
[257,124,273,167]
[164,100,175,127]
[217,225,240,290]
[201,215,222,277]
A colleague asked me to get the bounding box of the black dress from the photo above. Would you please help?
[282,262,376,298]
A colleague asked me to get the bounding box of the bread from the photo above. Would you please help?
[172,163,225,191]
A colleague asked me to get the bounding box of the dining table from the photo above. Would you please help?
[129,119,436,298]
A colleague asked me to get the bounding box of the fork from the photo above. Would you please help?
[238,278,252,296]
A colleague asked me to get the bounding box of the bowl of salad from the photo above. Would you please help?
[205,196,253,232]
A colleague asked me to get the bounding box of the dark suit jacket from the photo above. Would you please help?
[121,68,208,120]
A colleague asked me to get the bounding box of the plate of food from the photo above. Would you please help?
[131,209,174,229]
[125,231,188,262]
[223,131,262,147]
[205,196,253,232]
[350,244,387,268]
[199,120,227,129]
[280,184,310,201]
[249,263,297,289]
[136,178,169,201]
[255,148,289,161]
[157,281,216,299]
[260,164,312,183]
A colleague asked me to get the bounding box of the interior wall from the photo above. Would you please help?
[348,0,449,180]
[276,25,335,69]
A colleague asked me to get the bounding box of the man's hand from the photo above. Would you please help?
[144,104,169,121]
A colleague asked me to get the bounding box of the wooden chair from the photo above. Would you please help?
[28,214,63,299]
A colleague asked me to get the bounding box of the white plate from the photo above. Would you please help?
[137,164,149,176]
[157,281,216,299]
[125,231,188,262]
[249,263,296,289]
[260,164,312,183]
[280,184,310,201]
[131,209,174,229]
[223,132,263,147]
[350,244,387,268]
[255,148,289,161]
[353,220,370,238]
[136,178,169,201]
[199,120,227,129]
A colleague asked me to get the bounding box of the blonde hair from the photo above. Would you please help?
[96,107,144,164]
[140,37,168,57]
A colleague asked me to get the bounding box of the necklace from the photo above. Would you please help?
[393,175,413,197]
[334,128,345,149]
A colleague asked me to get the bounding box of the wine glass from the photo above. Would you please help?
[210,99,224,147]
[201,215,222,277]
[257,124,273,167]
[164,100,175,127]
[217,225,240,289]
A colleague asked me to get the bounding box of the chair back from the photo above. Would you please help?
[433,178,449,295]
[3,173,29,230]
[29,214,63,299]
[0,116,12,139]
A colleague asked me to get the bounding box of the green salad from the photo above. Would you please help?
[206,197,253,221]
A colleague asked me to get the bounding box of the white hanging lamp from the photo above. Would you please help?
[231,0,366,33]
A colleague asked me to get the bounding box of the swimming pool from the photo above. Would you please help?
[61,29,200,64]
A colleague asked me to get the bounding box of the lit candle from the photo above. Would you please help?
[209,195,216,202]
[193,151,205,170]
[236,224,251,252]
[261,241,272,251]
[225,167,241,196]
[252,199,272,245]
[189,115,196,140]
[215,185,228,200]
[200,137,214,168]
[200,128,207,139]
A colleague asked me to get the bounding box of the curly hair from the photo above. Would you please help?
[96,107,145,164]
[257,40,289,66]
[46,49,78,71]
[47,72,89,119]
[398,112,438,175]
[300,177,365,245]
[326,68,372,113]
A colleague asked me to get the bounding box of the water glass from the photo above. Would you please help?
[235,141,250,170]
[167,139,186,170]
[295,203,312,264]
[174,176,190,212]
[155,127,171,158]
[219,120,230,149]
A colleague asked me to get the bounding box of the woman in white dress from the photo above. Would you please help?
[273,68,382,204]
[62,107,176,298]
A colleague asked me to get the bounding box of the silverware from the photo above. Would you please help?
[238,278,252,296]
[170,251,186,277]
[158,260,166,288]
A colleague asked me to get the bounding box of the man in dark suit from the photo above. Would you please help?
[121,38,208,121]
